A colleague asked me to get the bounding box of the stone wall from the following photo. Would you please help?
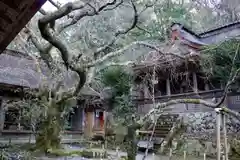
[168,111,240,156]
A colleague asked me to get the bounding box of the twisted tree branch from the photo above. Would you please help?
[216,44,240,107]
[38,2,88,102]
[93,0,138,57]
[87,41,185,67]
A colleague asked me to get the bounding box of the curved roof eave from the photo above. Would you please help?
[0,0,47,53]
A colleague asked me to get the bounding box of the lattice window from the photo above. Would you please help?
[236,96,240,101]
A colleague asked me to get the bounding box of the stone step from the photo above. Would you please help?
[158,114,178,118]
[156,123,174,127]
[157,118,177,122]
[155,128,172,131]
[154,130,170,135]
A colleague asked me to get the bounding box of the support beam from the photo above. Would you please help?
[215,108,222,160]
[222,113,228,160]
[166,78,171,96]
[192,72,198,93]
[0,99,5,134]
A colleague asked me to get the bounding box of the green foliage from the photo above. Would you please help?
[47,148,107,158]
[101,66,135,121]
[201,39,240,84]
[35,100,64,152]
[0,146,35,160]
[101,66,132,96]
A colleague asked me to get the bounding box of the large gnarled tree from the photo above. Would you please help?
[23,0,160,152]
[19,0,240,156]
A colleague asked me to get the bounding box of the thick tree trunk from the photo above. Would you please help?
[126,120,141,160]
[35,103,63,152]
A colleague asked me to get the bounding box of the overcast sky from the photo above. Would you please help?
[41,0,223,13]
[42,0,77,11]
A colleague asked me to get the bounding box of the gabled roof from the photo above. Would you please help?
[133,21,240,73]
[0,0,47,53]
[171,21,240,47]
[198,21,240,38]
[170,22,200,38]
[171,21,240,38]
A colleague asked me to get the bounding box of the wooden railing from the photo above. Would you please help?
[133,89,240,113]
[133,89,240,104]
[0,129,83,135]
[132,89,225,104]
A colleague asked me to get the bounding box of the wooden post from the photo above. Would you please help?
[222,113,228,160]
[192,72,198,93]
[116,147,119,158]
[166,78,171,96]
[0,99,5,134]
[222,155,225,160]
[203,153,206,160]
[215,108,222,160]
[204,83,209,91]
[144,84,149,98]
[183,151,186,160]
[169,148,173,160]
[220,81,224,89]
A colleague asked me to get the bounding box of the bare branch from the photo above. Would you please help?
[24,27,54,69]
[87,41,186,68]
[61,0,119,30]
[139,0,157,15]
[24,27,44,52]
[103,0,124,11]
[93,0,139,57]
[57,68,86,104]
[216,44,240,107]
[105,61,135,67]
[38,2,85,68]
[98,0,118,11]
[38,2,90,101]
[116,0,138,36]
[221,106,240,121]
[37,0,121,56]
[136,25,152,35]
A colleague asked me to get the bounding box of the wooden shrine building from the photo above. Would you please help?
[132,21,240,141]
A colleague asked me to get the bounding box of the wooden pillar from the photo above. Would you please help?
[84,110,94,138]
[215,108,222,160]
[192,72,198,93]
[166,78,171,96]
[0,99,5,133]
[222,113,228,160]
[220,81,224,89]
[130,86,133,97]
[144,84,149,98]
[205,83,209,91]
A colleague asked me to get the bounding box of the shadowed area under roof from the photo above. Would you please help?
[0,0,47,53]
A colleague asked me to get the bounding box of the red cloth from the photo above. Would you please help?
[99,114,104,128]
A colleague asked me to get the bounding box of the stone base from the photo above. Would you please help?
[158,139,218,157]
